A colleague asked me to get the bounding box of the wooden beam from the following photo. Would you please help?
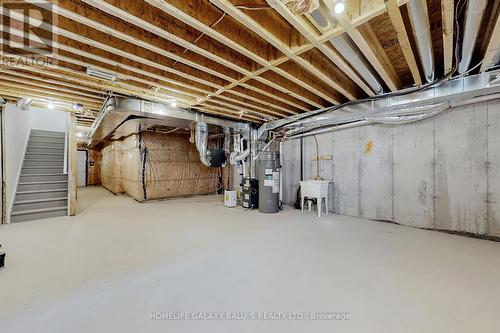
[442,0,455,74]
[0,29,201,103]
[26,2,309,114]
[326,3,401,91]
[209,0,347,103]
[267,0,375,96]
[18,0,407,119]
[0,90,100,112]
[78,0,326,108]
[51,1,390,107]
[481,8,500,71]
[385,0,422,84]
[141,0,329,106]
[201,102,269,121]
[10,65,210,108]
[0,82,102,108]
[0,74,105,100]
[0,68,105,96]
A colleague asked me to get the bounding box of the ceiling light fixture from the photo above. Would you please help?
[170,100,177,108]
[72,103,84,113]
[47,102,55,109]
[334,0,345,14]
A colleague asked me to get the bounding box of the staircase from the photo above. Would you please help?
[11,130,68,223]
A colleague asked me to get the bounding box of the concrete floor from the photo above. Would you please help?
[1,187,500,332]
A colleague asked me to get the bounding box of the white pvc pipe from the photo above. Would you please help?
[234,138,250,162]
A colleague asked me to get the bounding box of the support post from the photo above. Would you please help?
[68,113,77,216]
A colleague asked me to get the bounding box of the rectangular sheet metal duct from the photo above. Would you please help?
[84,97,250,148]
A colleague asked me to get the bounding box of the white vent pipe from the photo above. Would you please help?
[459,0,487,74]
[195,122,211,167]
[330,35,384,94]
[407,0,435,82]
[234,137,250,162]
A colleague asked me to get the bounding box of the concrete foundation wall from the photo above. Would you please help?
[282,99,500,237]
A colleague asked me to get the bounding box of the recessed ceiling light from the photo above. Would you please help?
[47,103,55,109]
[334,1,345,14]
[77,132,84,138]
[170,100,177,108]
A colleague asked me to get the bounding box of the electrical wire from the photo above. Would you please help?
[312,134,322,180]
[170,5,270,69]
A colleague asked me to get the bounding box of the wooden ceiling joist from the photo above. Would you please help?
[77,0,323,110]
[0,0,493,127]
[266,0,375,96]
[140,0,331,106]
[208,0,347,103]
[0,73,105,100]
[481,7,500,72]
[0,80,102,106]
[26,1,309,113]
[385,0,422,85]
[0,68,105,96]
[0,87,100,110]
[441,0,455,74]
[332,11,402,91]
[38,0,312,114]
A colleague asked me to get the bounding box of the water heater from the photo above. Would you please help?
[258,151,280,214]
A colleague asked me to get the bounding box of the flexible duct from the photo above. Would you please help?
[287,103,449,138]
[364,103,449,124]
[330,35,384,94]
[459,0,487,74]
[195,122,211,167]
[223,127,232,157]
[285,102,448,137]
[407,0,435,82]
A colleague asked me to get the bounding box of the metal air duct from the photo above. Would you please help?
[258,70,500,139]
[407,0,435,82]
[195,122,211,167]
[84,97,250,148]
[459,0,488,74]
[330,35,384,94]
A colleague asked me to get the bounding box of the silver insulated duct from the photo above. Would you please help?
[330,35,384,94]
[407,0,435,82]
[459,0,487,74]
[195,122,211,167]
